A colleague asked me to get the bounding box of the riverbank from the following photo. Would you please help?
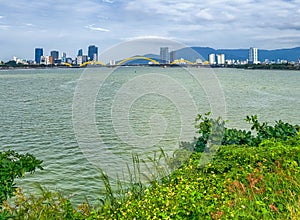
[1,63,300,70]
[1,137,299,219]
[100,139,300,219]
[1,116,300,219]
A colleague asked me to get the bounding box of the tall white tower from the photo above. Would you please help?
[209,54,216,65]
[249,47,258,64]
[160,47,170,64]
[216,54,225,65]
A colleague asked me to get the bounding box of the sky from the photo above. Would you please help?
[1,0,300,61]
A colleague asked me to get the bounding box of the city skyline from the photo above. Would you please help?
[1,0,300,61]
[4,44,300,66]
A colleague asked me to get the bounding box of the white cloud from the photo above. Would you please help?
[0,25,9,30]
[195,8,214,21]
[121,35,176,42]
[85,24,110,32]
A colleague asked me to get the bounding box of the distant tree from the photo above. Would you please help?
[4,61,17,67]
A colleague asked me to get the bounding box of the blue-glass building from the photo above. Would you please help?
[35,48,43,64]
[50,50,59,61]
[88,45,98,61]
[78,49,83,56]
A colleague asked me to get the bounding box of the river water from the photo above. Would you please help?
[0,67,299,204]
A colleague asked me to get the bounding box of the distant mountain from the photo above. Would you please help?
[143,54,160,60]
[172,47,300,62]
[121,47,300,65]
[258,47,300,62]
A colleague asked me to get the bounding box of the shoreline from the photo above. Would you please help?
[1,63,300,71]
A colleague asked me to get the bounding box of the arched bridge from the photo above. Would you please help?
[64,57,198,67]
[80,61,107,67]
[116,56,159,65]
[171,59,195,65]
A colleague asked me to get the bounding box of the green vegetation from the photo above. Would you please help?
[191,113,300,152]
[101,139,300,219]
[1,115,300,219]
[0,150,43,219]
[227,63,300,70]
[0,150,43,205]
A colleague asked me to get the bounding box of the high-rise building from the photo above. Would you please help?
[209,54,216,65]
[40,56,51,65]
[61,52,67,63]
[88,45,98,61]
[216,54,225,65]
[77,56,83,65]
[35,48,43,64]
[50,50,59,61]
[77,55,88,65]
[170,51,176,63]
[249,47,258,64]
[160,47,170,64]
[78,49,83,56]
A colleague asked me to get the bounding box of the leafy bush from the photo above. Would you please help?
[1,186,88,220]
[0,150,43,206]
[190,113,300,152]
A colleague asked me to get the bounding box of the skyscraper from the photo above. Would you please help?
[50,50,59,61]
[78,49,83,56]
[88,45,98,61]
[249,47,258,64]
[35,48,43,64]
[160,47,170,64]
[61,52,67,63]
[170,51,176,63]
[216,54,225,65]
[209,54,216,65]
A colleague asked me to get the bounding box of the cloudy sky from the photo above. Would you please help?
[1,0,300,61]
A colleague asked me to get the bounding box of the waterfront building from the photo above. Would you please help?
[88,45,98,61]
[13,56,28,65]
[249,47,258,64]
[61,52,67,63]
[40,56,51,65]
[50,51,59,61]
[82,55,88,63]
[77,56,83,65]
[77,55,88,65]
[160,47,170,64]
[66,57,73,64]
[78,49,83,56]
[35,48,43,64]
[110,60,116,65]
[195,58,203,64]
[170,51,176,63]
[216,54,225,65]
[209,54,216,65]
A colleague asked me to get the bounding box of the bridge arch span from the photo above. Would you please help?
[117,56,159,65]
[80,61,106,67]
